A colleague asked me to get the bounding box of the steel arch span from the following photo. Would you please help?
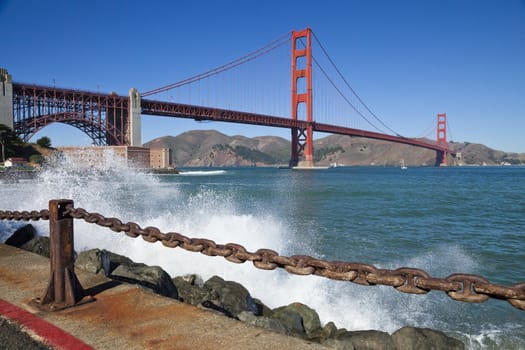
[12,84,130,146]
[14,112,118,146]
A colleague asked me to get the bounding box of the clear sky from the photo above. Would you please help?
[1,0,524,152]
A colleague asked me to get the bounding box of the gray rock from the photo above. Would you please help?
[173,275,208,305]
[202,275,258,317]
[179,273,204,287]
[75,249,134,276]
[271,304,307,338]
[253,298,273,317]
[293,302,322,338]
[75,249,105,274]
[336,330,396,350]
[238,311,287,335]
[5,224,36,247]
[101,250,134,276]
[110,263,179,299]
[20,236,50,258]
[392,326,464,350]
[198,300,234,318]
[319,321,338,342]
[271,302,321,339]
[336,328,348,335]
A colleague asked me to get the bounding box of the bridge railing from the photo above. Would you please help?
[1,199,524,312]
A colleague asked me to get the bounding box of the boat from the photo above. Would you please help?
[401,159,407,170]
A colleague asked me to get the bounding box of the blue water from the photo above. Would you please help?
[1,160,524,349]
[175,166,524,281]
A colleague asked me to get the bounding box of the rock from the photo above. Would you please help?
[75,249,134,276]
[253,298,273,317]
[202,275,258,318]
[5,224,36,247]
[271,304,307,338]
[317,321,338,342]
[180,273,204,287]
[20,236,50,258]
[392,326,464,350]
[101,250,134,275]
[271,302,321,339]
[238,311,287,335]
[292,302,321,338]
[75,249,105,274]
[198,300,234,318]
[335,330,396,350]
[336,328,348,336]
[172,275,208,305]
[110,263,179,300]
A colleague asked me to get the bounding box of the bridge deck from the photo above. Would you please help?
[11,82,451,156]
[141,98,451,154]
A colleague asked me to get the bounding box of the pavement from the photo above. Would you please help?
[0,244,328,350]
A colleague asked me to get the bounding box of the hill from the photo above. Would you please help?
[145,130,290,167]
[144,130,525,167]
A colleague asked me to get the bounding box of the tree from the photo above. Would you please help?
[29,154,45,165]
[0,124,23,161]
[0,124,43,163]
[36,136,52,148]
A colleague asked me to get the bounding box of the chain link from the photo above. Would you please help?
[1,205,523,311]
[446,274,491,303]
[0,209,50,221]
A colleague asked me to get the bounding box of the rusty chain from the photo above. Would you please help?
[1,206,524,311]
[0,209,50,221]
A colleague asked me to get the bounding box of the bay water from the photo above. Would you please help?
[1,154,523,349]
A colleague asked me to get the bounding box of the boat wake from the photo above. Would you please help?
[179,170,227,176]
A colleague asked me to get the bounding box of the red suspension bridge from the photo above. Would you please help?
[0,28,453,167]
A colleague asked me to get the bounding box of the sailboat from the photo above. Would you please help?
[401,159,407,170]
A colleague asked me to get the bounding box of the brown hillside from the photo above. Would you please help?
[143,130,525,167]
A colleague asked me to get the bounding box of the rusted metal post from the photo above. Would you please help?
[34,199,89,311]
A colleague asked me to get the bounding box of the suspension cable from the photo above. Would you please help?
[311,31,403,137]
[295,37,385,133]
[447,116,454,143]
[142,31,292,97]
[414,118,436,139]
[311,51,387,133]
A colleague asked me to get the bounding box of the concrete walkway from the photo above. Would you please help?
[0,244,328,350]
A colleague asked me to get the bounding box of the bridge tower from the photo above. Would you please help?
[128,88,142,146]
[0,68,13,130]
[290,28,314,168]
[436,113,447,166]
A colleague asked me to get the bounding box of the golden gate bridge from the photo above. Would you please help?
[0,28,453,167]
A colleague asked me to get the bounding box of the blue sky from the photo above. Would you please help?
[1,0,524,152]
